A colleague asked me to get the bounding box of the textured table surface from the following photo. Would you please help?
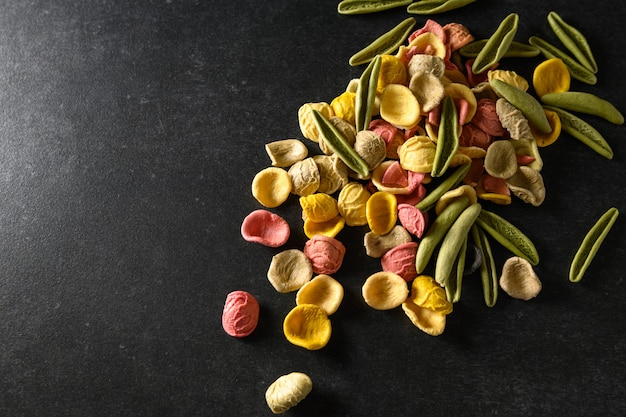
[0,1,624,416]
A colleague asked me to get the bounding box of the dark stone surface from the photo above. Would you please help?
[0,1,624,416]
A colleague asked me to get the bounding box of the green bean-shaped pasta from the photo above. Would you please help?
[349,17,416,66]
[547,11,598,74]
[355,55,382,132]
[415,163,470,213]
[471,13,519,74]
[540,92,624,125]
[470,224,498,307]
[338,0,413,15]
[528,36,597,85]
[459,39,539,58]
[407,0,476,15]
[569,207,619,283]
[490,78,552,134]
[431,96,460,177]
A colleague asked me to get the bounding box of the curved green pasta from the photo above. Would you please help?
[475,209,540,266]
[415,163,471,213]
[431,96,460,177]
[459,39,539,58]
[349,17,416,66]
[470,224,498,308]
[407,0,476,15]
[490,78,552,134]
[338,0,413,15]
[435,203,482,287]
[354,55,382,132]
[547,11,598,74]
[543,105,614,160]
[528,35,597,85]
[569,207,619,283]
[540,92,624,125]
[471,13,519,74]
[311,110,370,177]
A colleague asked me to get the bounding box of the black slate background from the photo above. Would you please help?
[0,0,624,416]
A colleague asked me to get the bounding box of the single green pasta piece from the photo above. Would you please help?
[312,110,370,177]
[435,203,482,287]
[543,105,613,160]
[475,209,540,266]
[547,11,598,73]
[338,0,413,15]
[432,96,460,177]
[569,207,619,283]
[407,0,476,15]
[528,36,597,85]
[470,224,498,308]
[349,17,416,66]
[355,55,382,132]
[540,92,624,125]
[459,39,539,58]
[446,234,467,303]
[490,78,552,134]
[415,196,470,274]
[471,13,519,74]
[415,163,471,213]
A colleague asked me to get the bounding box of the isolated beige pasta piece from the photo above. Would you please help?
[267,249,313,293]
[499,256,542,300]
[362,271,409,310]
[265,139,309,168]
[265,372,313,414]
[296,274,344,315]
[252,167,293,208]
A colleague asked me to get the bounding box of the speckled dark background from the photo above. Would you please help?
[0,0,624,416]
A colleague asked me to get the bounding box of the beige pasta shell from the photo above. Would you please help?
[364,225,413,258]
[505,166,546,206]
[495,98,534,140]
[296,274,344,315]
[484,140,518,179]
[379,84,421,129]
[362,271,409,310]
[408,72,445,113]
[353,130,387,171]
[267,249,313,293]
[265,372,313,414]
[407,54,445,79]
[499,256,542,300]
[288,157,320,196]
[313,154,348,195]
[265,139,309,168]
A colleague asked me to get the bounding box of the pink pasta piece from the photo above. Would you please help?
[222,290,260,338]
[397,203,428,238]
[482,174,510,195]
[471,98,506,136]
[381,161,409,188]
[303,235,346,275]
[381,242,419,282]
[241,209,290,247]
[396,184,427,206]
[408,19,447,44]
